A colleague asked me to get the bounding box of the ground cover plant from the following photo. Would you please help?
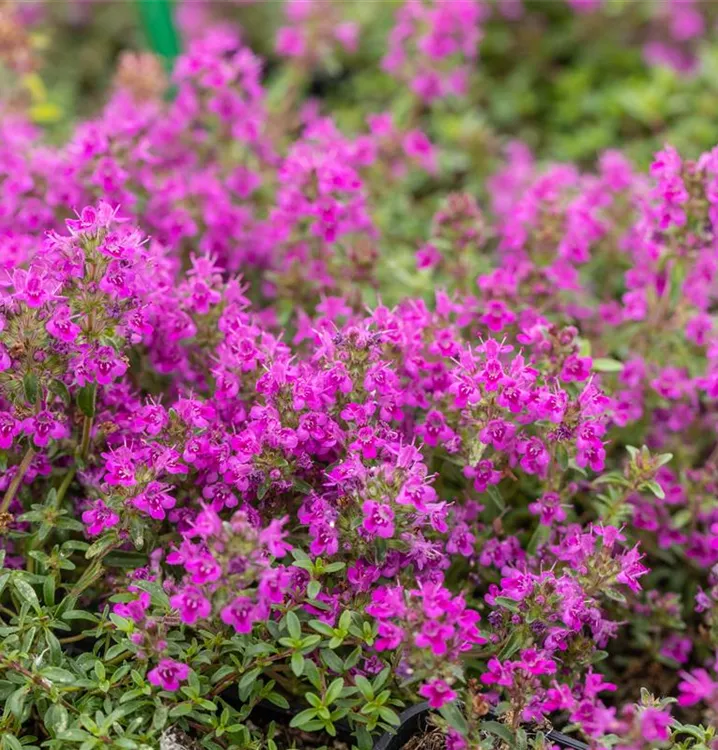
[1,2,718,750]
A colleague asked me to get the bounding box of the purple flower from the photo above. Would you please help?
[170,587,211,625]
[418,679,457,709]
[82,500,120,536]
[362,500,395,539]
[147,659,190,692]
[220,596,255,634]
[639,708,672,743]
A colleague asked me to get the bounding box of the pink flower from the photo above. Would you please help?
[82,500,120,536]
[186,554,222,585]
[418,679,457,709]
[678,669,718,706]
[514,437,550,476]
[403,130,437,174]
[0,411,19,450]
[480,300,516,332]
[113,592,150,622]
[416,243,442,270]
[147,659,190,692]
[561,354,592,383]
[415,620,455,656]
[276,27,305,58]
[170,586,211,625]
[528,491,567,525]
[24,411,66,448]
[639,707,672,743]
[93,346,128,385]
[221,596,255,634]
[46,305,81,343]
[133,482,176,521]
[480,419,516,452]
[259,517,292,557]
[375,622,404,651]
[362,500,395,538]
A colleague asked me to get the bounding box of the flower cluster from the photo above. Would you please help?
[1,6,718,750]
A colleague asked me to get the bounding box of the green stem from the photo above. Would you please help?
[67,542,119,604]
[80,414,94,461]
[1,659,79,714]
[55,466,77,505]
[27,465,78,573]
[59,632,90,645]
[0,446,35,517]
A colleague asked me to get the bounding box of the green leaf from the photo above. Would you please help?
[355,675,374,701]
[325,677,344,705]
[486,485,505,511]
[440,701,468,735]
[494,596,520,613]
[62,609,100,622]
[498,628,524,660]
[77,383,97,418]
[2,736,23,750]
[49,379,72,406]
[266,692,290,710]
[303,660,322,691]
[307,579,321,599]
[481,720,515,744]
[85,534,116,560]
[377,707,401,726]
[286,611,301,640]
[291,651,305,677]
[129,517,145,549]
[169,703,193,718]
[320,648,344,673]
[44,704,69,735]
[292,478,313,495]
[42,667,76,684]
[310,620,335,636]
[104,551,150,568]
[58,729,92,741]
[6,688,27,720]
[23,372,39,404]
[527,522,550,554]
[344,646,362,670]
[43,575,56,606]
[338,610,352,631]
[356,726,373,750]
[12,577,41,613]
[373,667,391,692]
[641,480,665,499]
[238,668,261,692]
[290,708,318,728]
[604,587,627,604]
[592,358,624,372]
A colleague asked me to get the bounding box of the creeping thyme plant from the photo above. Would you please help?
[2,2,718,750]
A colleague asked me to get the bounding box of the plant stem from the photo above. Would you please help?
[80,415,94,461]
[55,466,77,505]
[27,465,78,573]
[0,446,35,516]
[59,632,90,645]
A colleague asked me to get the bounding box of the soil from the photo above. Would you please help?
[160,728,202,750]
[403,727,447,750]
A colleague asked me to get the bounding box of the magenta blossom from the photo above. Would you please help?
[147,659,190,692]
[419,679,457,708]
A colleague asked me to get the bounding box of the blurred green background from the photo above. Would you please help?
[6,0,718,167]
